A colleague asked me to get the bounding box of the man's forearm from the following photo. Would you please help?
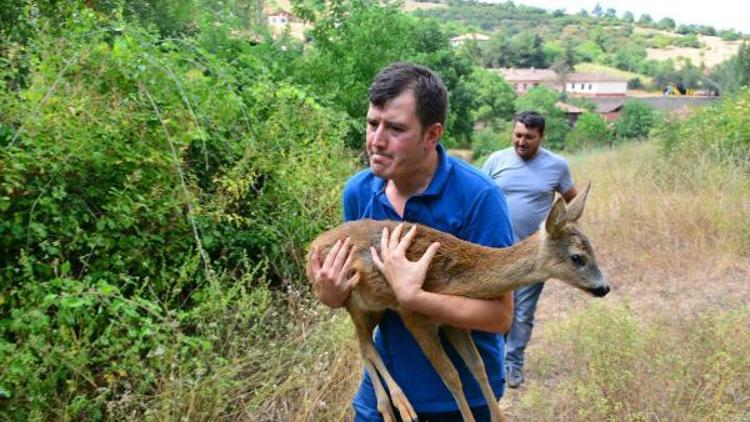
[401,291,514,333]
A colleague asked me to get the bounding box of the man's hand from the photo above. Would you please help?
[311,238,359,308]
[371,224,440,309]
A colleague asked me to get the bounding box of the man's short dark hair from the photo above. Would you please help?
[514,110,545,135]
[368,62,448,129]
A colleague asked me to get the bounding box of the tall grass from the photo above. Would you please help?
[509,140,750,420]
[250,140,749,421]
[516,304,750,421]
[569,141,749,273]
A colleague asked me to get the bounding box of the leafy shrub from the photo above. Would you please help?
[566,113,613,150]
[472,124,511,161]
[514,86,570,150]
[614,100,655,139]
[657,87,750,164]
[0,10,354,418]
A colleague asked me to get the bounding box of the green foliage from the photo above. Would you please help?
[514,86,570,150]
[566,113,612,150]
[472,124,511,161]
[614,100,655,139]
[0,7,354,418]
[299,1,476,147]
[711,42,750,95]
[466,67,516,130]
[656,87,750,164]
[657,17,676,31]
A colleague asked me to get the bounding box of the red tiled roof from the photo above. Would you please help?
[494,68,558,82]
[556,102,585,113]
[566,72,628,83]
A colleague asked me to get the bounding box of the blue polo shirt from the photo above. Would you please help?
[344,144,515,419]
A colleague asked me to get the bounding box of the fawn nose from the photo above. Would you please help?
[589,285,610,297]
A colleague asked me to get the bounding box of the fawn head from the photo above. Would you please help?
[541,183,609,297]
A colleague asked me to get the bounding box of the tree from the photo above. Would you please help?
[513,33,547,68]
[467,67,516,129]
[577,40,604,62]
[592,3,603,18]
[605,8,617,19]
[622,11,634,23]
[301,3,476,146]
[657,17,676,31]
[566,113,613,149]
[551,38,578,98]
[514,87,570,150]
[714,42,750,94]
[638,14,653,25]
[614,100,655,139]
[481,31,515,68]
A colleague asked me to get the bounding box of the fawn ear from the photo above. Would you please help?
[545,196,568,238]
[566,181,590,223]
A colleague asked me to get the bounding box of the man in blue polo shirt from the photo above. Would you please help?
[310,62,515,421]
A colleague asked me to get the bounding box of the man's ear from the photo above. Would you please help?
[424,122,443,149]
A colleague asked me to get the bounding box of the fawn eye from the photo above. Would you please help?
[571,254,585,267]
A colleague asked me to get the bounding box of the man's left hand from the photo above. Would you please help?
[370,223,440,308]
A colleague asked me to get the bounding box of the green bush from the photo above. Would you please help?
[614,100,655,139]
[514,86,570,150]
[472,124,511,161]
[657,87,750,164]
[566,112,613,150]
[0,10,354,418]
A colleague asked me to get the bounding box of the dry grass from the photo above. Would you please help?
[645,34,743,69]
[574,63,653,86]
[192,141,748,421]
[503,141,750,420]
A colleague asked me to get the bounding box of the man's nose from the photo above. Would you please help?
[371,124,387,147]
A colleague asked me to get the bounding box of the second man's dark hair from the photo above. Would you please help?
[514,111,545,135]
[368,62,448,130]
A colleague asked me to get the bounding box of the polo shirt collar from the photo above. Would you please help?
[369,144,453,198]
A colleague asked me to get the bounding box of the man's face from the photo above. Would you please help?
[512,121,543,160]
[366,90,432,180]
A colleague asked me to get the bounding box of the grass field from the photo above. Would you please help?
[574,62,653,86]
[248,141,749,421]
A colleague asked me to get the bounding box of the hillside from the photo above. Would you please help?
[408,0,745,91]
[646,34,744,68]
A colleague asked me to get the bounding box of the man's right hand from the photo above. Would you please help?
[310,238,359,308]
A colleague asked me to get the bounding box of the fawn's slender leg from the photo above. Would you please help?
[443,326,506,422]
[349,308,417,422]
[401,311,476,422]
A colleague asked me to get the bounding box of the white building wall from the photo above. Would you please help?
[593,81,627,95]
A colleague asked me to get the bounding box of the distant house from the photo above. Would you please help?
[565,73,628,97]
[450,33,490,48]
[495,68,558,95]
[555,101,586,127]
[267,11,292,26]
[496,68,628,97]
[595,101,626,121]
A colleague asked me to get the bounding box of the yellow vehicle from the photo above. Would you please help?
[663,83,682,96]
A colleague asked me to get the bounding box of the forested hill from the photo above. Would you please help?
[408,0,747,92]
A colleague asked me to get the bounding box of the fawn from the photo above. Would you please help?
[306,183,609,422]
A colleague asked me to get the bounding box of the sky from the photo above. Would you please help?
[491,0,750,33]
